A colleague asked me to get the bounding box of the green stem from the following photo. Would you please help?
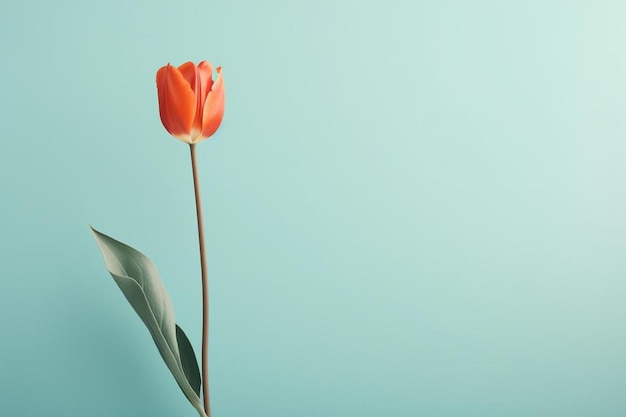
[190,143,211,417]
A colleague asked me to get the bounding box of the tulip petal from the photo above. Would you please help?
[177,61,197,92]
[156,64,196,143]
[178,61,203,136]
[178,61,213,140]
[200,67,224,141]
[197,61,214,105]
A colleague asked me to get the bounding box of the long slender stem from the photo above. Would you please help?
[190,143,211,417]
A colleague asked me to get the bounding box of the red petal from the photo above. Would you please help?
[200,67,224,140]
[197,61,214,105]
[156,64,196,143]
[177,62,197,92]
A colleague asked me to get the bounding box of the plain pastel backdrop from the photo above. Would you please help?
[1,0,625,416]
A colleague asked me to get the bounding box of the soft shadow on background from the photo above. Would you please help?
[1,1,625,416]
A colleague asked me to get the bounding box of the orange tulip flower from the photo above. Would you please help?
[156,61,225,144]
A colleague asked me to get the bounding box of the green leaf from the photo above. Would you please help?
[90,226,206,417]
[176,325,201,397]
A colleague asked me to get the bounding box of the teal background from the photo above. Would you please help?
[1,0,625,416]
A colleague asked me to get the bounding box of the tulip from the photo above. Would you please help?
[156,61,224,144]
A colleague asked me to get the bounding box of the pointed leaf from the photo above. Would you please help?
[176,324,201,397]
[90,226,206,417]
